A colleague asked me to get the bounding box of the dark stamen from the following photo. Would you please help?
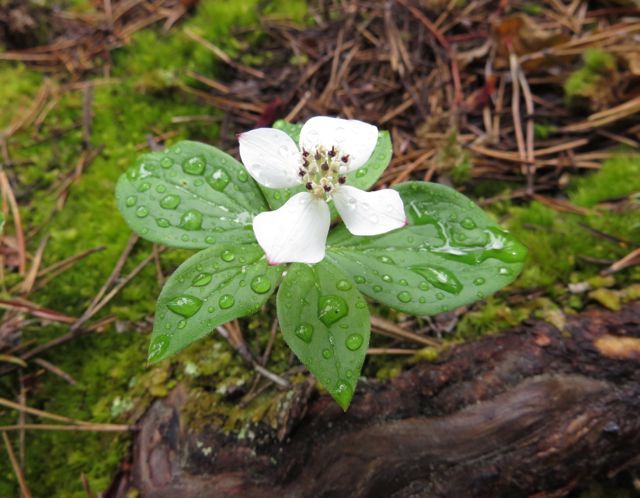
[328,146,336,157]
[302,149,309,157]
[305,182,313,190]
[302,159,309,168]
[338,176,346,184]
[298,169,305,177]
[323,185,332,192]
[321,162,329,171]
[314,151,322,161]
[341,155,349,163]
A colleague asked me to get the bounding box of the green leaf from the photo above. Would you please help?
[149,242,283,362]
[261,121,393,211]
[326,181,527,315]
[277,260,370,411]
[115,140,267,249]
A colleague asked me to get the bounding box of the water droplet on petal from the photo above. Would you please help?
[167,295,203,317]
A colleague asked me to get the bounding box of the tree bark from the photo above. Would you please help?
[129,302,640,498]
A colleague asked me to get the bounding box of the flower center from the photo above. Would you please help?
[298,145,350,198]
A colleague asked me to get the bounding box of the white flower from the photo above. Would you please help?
[238,116,406,265]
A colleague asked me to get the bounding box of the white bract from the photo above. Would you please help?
[238,116,406,265]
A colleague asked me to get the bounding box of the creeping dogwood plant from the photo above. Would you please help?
[116,116,527,410]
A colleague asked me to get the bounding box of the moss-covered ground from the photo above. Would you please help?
[0,1,639,496]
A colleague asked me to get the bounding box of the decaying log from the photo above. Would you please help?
[130,302,640,498]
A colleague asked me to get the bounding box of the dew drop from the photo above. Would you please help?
[354,275,366,284]
[205,235,216,244]
[382,274,393,283]
[397,291,412,303]
[461,217,476,229]
[411,266,463,295]
[473,277,486,286]
[378,255,394,264]
[155,184,167,193]
[182,156,205,175]
[156,218,170,228]
[333,381,352,410]
[180,209,203,231]
[336,279,352,291]
[477,291,485,298]
[419,282,430,291]
[499,267,513,276]
[167,295,203,317]
[135,206,149,218]
[318,295,349,326]
[221,250,235,262]
[294,323,314,343]
[181,234,189,241]
[218,294,235,309]
[322,348,333,359]
[160,194,181,210]
[238,171,248,182]
[436,292,445,300]
[418,297,426,303]
[250,275,271,294]
[399,279,408,286]
[207,168,230,191]
[345,334,363,351]
[356,301,367,309]
[161,157,173,168]
[137,182,151,192]
[273,192,282,200]
[207,306,215,313]
[125,195,137,207]
[192,273,212,287]
[373,285,383,293]
[148,335,171,361]
[177,320,187,329]
[355,167,368,178]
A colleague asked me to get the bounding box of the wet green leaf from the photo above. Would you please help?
[149,242,282,363]
[260,120,392,211]
[115,140,267,249]
[326,182,527,315]
[277,260,370,410]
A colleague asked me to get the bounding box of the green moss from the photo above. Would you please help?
[564,49,617,105]
[0,1,308,496]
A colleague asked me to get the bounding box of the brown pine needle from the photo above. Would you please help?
[2,432,32,498]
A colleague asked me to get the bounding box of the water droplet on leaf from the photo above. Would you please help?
[397,291,412,303]
[221,250,235,262]
[219,294,235,309]
[250,275,271,294]
[148,335,170,361]
[207,168,230,191]
[411,266,462,295]
[182,156,205,175]
[167,295,202,317]
[160,194,181,209]
[180,209,203,231]
[135,206,149,218]
[336,279,352,291]
[318,295,348,326]
[125,195,136,207]
[345,334,363,351]
[294,323,314,343]
[192,273,212,287]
